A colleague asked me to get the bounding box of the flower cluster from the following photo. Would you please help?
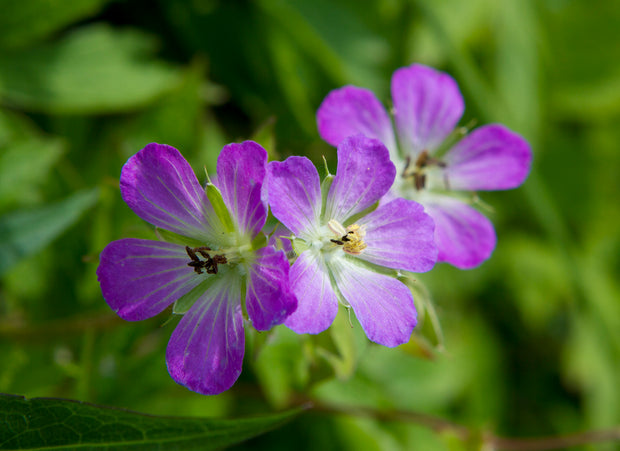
[97,63,531,395]
[318,64,532,268]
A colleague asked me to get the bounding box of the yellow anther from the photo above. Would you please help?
[328,220,367,255]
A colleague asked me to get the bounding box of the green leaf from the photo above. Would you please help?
[0,188,98,275]
[0,25,179,114]
[253,326,309,408]
[0,394,303,450]
[0,136,65,211]
[0,0,111,49]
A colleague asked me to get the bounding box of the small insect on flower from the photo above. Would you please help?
[97,142,296,395]
[317,63,532,268]
[266,134,437,347]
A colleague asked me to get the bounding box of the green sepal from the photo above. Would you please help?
[156,228,205,248]
[344,200,380,226]
[251,232,267,251]
[399,274,445,357]
[433,120,474,159]
[341,253,400,278]
[205,180,236,234]
[319,173,335,221]
[172,276,218,314]
[291,237,309,255]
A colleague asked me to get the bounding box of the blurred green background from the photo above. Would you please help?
[1,0,619,449]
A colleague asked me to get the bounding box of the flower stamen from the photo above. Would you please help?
[328,220,367,255]
[402,151,447,191]
[185,246,227,275]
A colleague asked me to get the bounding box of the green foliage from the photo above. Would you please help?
[0,25,179,114]
[0,189,98,275]
[0,0,111,49]
[0,394,302,450]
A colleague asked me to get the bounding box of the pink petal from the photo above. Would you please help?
[317,86,398,156]
[121,143,217,241]
[325,135,395,222]
[331,258,417,347]
[391,64,464,156]
[285,250,339,334]
[443,124,533,191]
[425,197,497,269]
[97,239,203,321]
[166,274,245,395]
[266,157,322,238]
[216,141,268,237]
[246,246,297,331]
[358,198,437,272]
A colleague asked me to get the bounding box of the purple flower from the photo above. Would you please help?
[97,142,296,395]
[265,135,437,347]
[317,63,532,268]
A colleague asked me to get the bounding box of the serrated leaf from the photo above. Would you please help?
[0,394,303,450]
[0,188,98,275]
[0,0,111,49]
[0,25,179,114]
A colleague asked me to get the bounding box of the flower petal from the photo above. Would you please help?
[166,273,244,395]
[246,246,297,331]
[330,258,417,347]
[425,197,497,269]
[443,124,533,191]
[266,157,322,237]
[285,250,338,334]
[317,86,398,156]
[217,141,268,237]
[358,198,437,272]
[121,143,218,242]
[267,224,294,254]
[324,135,396,222]
[391,64,464,155]
[97,238,203,321]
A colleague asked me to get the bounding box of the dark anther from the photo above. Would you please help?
[185,246,225,275]
[414,173,426,191]
[401,150,448,191]
[331,231,355,246]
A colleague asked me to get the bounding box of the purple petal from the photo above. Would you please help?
[267,224,294,254]
[331,258,417,347]
[317,86,398,154]
[216,141,268,237]
[246,246,297,331]
[358,198,437,272]
[266,157,322,237]
[391,64,464,155]
[121,143,216,241]
[285,250,338,334]
[443,124,533,191]
[425,197,497,269]
[97,239,203,321]
[325,135,396,222]
[166,274,244,395]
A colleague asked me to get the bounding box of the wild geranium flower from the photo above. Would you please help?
[97,142,296,395]
[317,63,532,268]
[266,135,437,347]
